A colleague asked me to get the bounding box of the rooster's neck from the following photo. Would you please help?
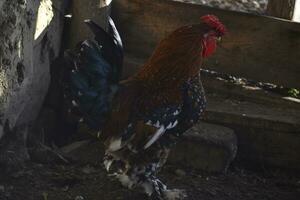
[135,51,203,90]
[133,24,210,90]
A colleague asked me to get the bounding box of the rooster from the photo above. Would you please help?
[63,15,226,199]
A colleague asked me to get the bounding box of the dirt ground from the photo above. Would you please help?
[0,160,299,200]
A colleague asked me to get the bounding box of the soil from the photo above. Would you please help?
[0,161,299,200]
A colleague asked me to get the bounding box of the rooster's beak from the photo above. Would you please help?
[216,37,222,42]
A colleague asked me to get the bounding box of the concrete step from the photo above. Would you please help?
[201,72,300,171]
[202,70,300,111]
[204,93,300,171]
[169,122,237,173]
[206,93,299,132]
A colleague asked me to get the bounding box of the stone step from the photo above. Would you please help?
[202,71,300,111]
[168,122,237,173]
[204,93,300,171]
[206,94,300,132]
[201,72,300,171]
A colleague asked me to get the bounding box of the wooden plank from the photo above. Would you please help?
[112,0,300,88]
[267,0,296,19]
[67,0,111,48]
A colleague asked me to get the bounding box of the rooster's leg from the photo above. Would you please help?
[104,147,186,199]
[115,162,185,199]
[141,173,187,200]
[113,164,167,199]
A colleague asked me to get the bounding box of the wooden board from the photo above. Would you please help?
[267,0,296,19]
[112,0,300,88]
[67,0,110,48]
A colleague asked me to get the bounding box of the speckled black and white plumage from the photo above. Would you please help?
[102,73,206,200]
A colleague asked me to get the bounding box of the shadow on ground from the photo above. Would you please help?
[0,160,299,200]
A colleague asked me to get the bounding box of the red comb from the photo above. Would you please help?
[201,15,226,35]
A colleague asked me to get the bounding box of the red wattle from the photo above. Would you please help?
[202,37,217,58]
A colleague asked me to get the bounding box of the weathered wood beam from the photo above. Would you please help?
[67,0,111,48]
[267,0,296,19]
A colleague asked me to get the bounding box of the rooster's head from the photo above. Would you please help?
[200,14,227,57]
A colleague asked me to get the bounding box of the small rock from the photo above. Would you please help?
[75,195,85,200]
[62,185,69,192]
[81,165,96,174]
[0,185,4,192]
[61,140,90,154]
[175,169,186,176]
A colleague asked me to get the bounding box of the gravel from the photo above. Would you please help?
[175,0,268,14]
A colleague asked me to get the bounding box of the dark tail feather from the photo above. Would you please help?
[64,40,113,129]
[62,17,124,130]
[84,17,123,83]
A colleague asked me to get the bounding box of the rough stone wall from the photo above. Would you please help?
[0,0,64,139]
